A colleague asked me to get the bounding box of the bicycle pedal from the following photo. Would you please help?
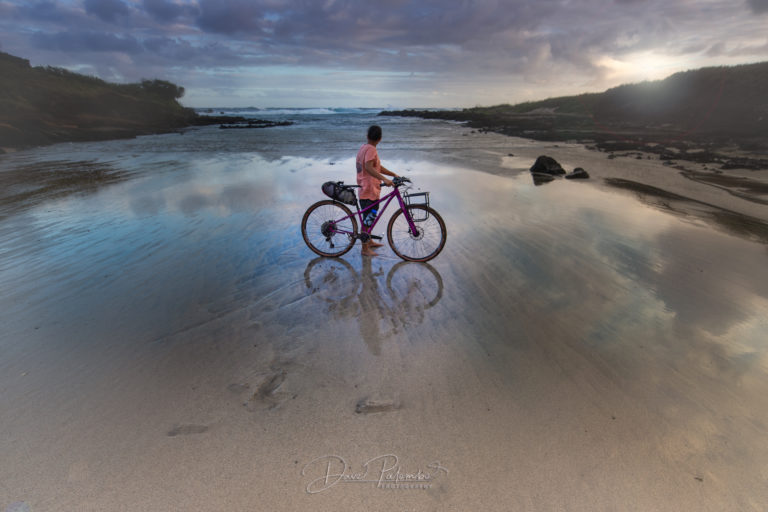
[370,234,382,240]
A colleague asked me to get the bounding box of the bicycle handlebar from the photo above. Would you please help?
[381,176,411,187]
[335,177,410,188]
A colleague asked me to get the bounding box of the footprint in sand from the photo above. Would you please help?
[167,424,209,437]
[244,369,289,410]
[227,382,250,394]
[355,398,401,414]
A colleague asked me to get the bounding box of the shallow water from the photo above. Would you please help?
[2,115,768,511]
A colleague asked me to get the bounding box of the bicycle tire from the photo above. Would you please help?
[386,205,447,262]
[301,200,358,257]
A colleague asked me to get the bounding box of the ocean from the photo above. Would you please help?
[192,107,523,168]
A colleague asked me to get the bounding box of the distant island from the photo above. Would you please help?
[381,61,768,167]
[0,51,244,151]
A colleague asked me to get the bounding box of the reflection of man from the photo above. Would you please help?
[357,255,383,355]
[356,125,399,257]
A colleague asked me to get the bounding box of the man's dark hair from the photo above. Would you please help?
[367,125,382,142]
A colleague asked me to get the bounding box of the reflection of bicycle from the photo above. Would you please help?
[301,176,447,262]
[303,257,443,313]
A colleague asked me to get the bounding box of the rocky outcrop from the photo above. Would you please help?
[530,155,566,175]
[530,156,589,186]
[565,167,590,179]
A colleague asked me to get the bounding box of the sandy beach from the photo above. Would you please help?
[2,116,768,511]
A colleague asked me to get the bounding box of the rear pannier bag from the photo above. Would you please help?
[322,181,357,205]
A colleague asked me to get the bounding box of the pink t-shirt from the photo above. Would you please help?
[356,143,381,201]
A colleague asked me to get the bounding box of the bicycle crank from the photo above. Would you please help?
[358,233,382,243]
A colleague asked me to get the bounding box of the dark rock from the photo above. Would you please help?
[189,115,247,125]
[529,155,566,175]
[565,167,590,180]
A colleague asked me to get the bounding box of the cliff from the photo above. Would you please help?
[0,51,212,150]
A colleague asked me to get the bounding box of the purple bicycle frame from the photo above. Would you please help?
[332,187,417,238]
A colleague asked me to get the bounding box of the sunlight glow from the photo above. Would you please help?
[596,52,693,84]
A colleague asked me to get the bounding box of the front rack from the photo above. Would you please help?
[403,191,430,222]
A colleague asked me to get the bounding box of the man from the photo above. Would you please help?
[356,125,399,257]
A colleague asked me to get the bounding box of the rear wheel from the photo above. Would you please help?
[386,205,447,262]
[301,200,358,257]
[303,257,360,302]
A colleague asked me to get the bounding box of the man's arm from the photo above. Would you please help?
[380,165,398,178]
[364,160,397,186]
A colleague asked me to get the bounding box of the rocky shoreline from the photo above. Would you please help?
[0,114,291,153]
[379,109,768,171]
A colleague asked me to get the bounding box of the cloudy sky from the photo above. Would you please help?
[1,0,767,108]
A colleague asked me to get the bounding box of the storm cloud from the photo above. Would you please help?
[143,0,198,23]
[748,0,768,13]
[32,30,143,54]
[83,0,130,23]
[196,0,266,35]
[0,0,766,107]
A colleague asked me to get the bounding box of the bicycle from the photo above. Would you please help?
[301,177,447,262]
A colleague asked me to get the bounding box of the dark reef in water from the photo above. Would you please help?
[219,120,294,129]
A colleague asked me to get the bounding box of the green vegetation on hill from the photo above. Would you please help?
[466,93,601,116]
[596,64,767,135]
[0,51,198,149]
[382,61,768,149]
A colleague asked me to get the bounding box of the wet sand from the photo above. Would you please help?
[2,125,768,511]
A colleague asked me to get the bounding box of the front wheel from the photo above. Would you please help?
[387,205,447,262]
[301,200,358,257]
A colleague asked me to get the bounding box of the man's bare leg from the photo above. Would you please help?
[361,240,378,256]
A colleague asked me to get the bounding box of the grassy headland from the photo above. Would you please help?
[0,51,238,151]
[381,62,768,167]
